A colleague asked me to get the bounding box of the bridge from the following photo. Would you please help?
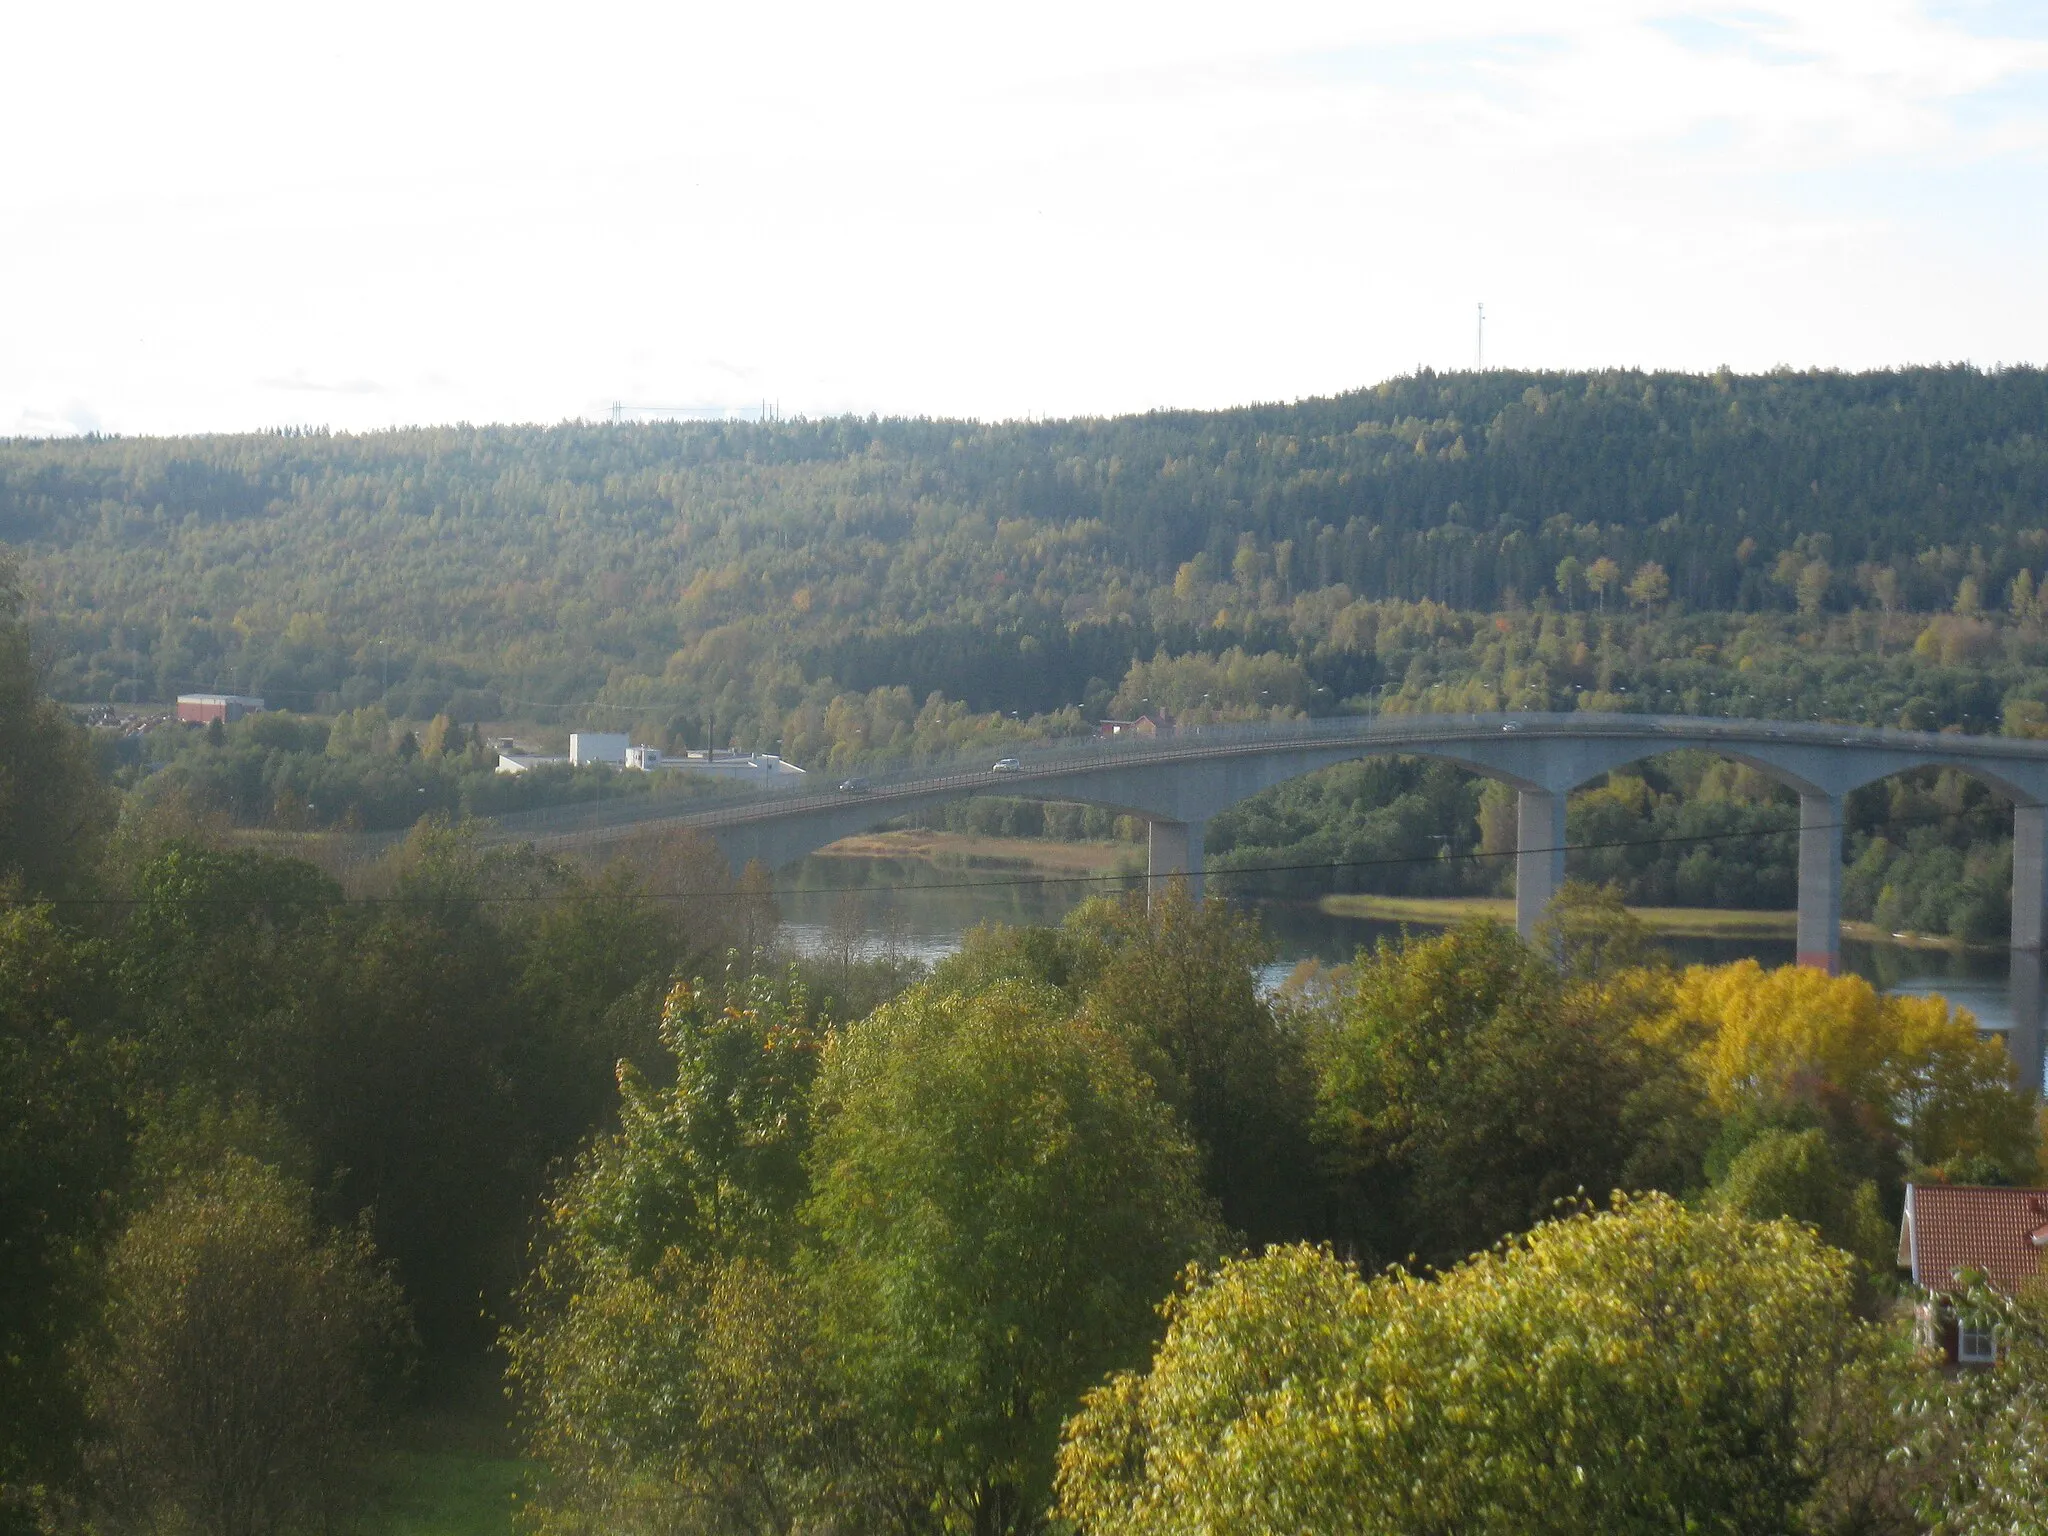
[479,711,2048,981]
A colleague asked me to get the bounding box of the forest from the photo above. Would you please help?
[13,365,2048,938]
[14,551,2048,1536]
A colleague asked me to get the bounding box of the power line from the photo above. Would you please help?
[0,805,1980,910]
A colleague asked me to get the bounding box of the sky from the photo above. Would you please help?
[3,0,2045,437]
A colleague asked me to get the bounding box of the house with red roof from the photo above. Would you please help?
[1897,1183,2048,1364]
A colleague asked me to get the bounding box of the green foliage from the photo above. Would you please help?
[117,841,341,1098]
[1057,1195,1901,1536]
[1208,756,1493,898]
[1910,1281,2048,1534]
[1068,888,1323,1244]
[560,974,824,1271]
[931,892,1325,1245]
[803,981,1220,1534]
[79,1153,412,1536]
[1312,918,1697,1266]
[508,1250,860,1536]
[0,555,112,896]
[506,971,853,1536]
[1713,1128,1896,1297]
[0,904,125,1529]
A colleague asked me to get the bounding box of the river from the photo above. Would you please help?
[773,851,2025,1037]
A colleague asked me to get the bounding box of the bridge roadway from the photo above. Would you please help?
[484,710,2048,978]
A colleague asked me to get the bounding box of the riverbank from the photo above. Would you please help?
[813,828,1141,878]
[1314,893,1993,952]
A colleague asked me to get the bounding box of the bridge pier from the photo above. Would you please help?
[1515,789,1567,942]
[2013,804,2048,952]
[1797,791,1844,974]
[1147,819,1204,906]
[2010,950,2045,1097]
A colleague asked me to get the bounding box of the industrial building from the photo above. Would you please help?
[176,693,266,724]
[496,733,806,785]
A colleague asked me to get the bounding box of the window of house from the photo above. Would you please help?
[1959,1321,1998,1364]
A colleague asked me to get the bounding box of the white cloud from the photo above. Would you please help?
[0,1,2042,434]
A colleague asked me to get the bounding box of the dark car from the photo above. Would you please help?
[837,777,871,793]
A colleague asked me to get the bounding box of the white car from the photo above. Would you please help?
[991,756,1022,773]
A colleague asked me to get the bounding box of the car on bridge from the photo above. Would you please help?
[836,777,871,793]
[991,756,1022,773]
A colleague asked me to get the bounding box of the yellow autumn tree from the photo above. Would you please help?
[1655,960,2036,1176]
[1057,1196,1901,1536]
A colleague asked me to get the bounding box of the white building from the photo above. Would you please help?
[498,734,807,782]
[569,732,630,767]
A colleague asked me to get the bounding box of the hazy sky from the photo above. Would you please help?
[4,1,2044,437]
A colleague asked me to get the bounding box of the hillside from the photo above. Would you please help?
[6,366,2047,751]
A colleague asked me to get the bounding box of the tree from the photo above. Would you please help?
[0,905,124,1534]
[1553,554,1585,610]
[1057,1195,1900,1536]
[116,842,340,1100]
[1914,1281,2048,1534]
[1067,888,1322,1243]
[1798,559,1833,619]
[506,973,852,1536]
[1658,959,2038,1183]
[79,1155,410,1536]
[0,556,112,898]
[555,973,824,1273]
[1586,555,1621,611]
[803,981,1218,1536]
[1312,918,1690,1267]
[1626,560,1670,611]
[1713,1127,1895,1301]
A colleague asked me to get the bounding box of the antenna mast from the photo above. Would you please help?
[1476,302,1485,371]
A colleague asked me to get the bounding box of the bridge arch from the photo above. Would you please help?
[507,713,2048,984]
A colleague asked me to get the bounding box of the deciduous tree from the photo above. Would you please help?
[80,1155,410,1536]
[804,981,1218,1536]
[1058,1195,1900,1536]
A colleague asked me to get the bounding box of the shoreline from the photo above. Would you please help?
[1314,892,1995,951]
[813,828,1141,878]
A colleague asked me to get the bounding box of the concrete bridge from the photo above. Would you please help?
[493,710,2048,978]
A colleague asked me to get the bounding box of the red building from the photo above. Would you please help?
[1898,1183,2048,1364]
[176,693,266,725]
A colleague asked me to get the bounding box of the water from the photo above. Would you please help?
[773,851,2025,1033]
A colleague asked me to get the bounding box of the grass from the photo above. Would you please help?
[816,828,1142,877]
[1316,892,1799,939]
[360,1386,531,1536]
[1314,893,1997,950]
[362,1449,529,1536]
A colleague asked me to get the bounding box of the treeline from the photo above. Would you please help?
[1210,750,2019,941]
[9,366,2048,738]
[471,892,2048,1534]
[16,367,2048,926]
[15,563,2048,1534]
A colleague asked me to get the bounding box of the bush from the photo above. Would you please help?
[80,1155,410,1536]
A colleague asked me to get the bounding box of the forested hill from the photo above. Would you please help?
[6,366,2048,735]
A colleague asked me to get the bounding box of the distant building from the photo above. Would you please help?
[1097,712,1173,739]
[651,750,806,783]
[569,732,630,767]
[494,751,569,774]
[177,693,266,724]
[497,735,807,782]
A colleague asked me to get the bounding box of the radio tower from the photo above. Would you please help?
[1476,302,1485,371]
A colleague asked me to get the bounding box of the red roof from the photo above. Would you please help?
[1900,1184,2048,1294]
